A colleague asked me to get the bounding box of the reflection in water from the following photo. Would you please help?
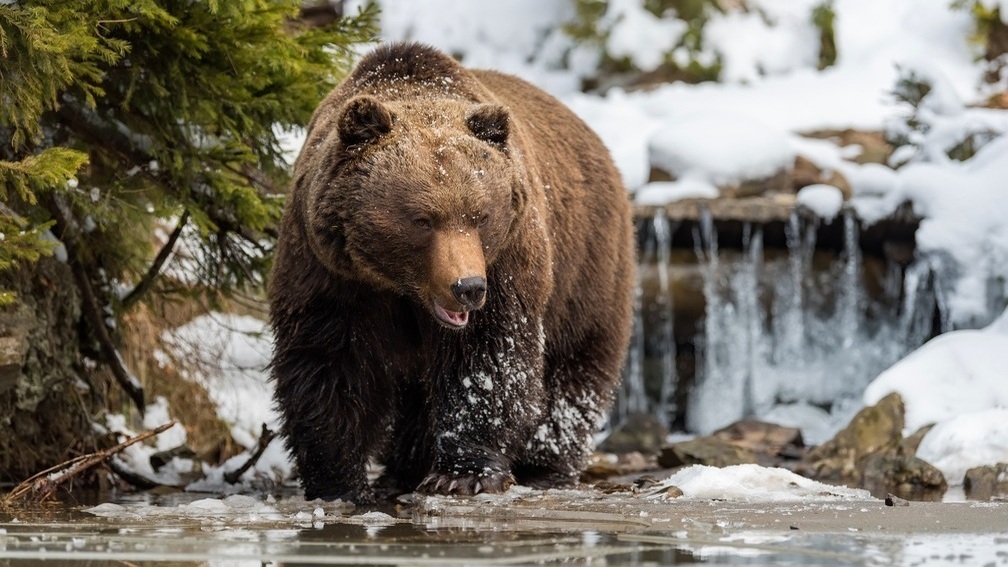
[2,493,1007,566]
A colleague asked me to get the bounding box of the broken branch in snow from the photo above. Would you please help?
[224,423,277,484]
[1,420,177,506]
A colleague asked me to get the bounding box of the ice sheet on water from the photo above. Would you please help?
[83,494,351,526]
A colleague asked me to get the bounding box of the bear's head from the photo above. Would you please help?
[306,95,525,329]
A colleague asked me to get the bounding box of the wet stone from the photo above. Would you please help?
[861,453,947,501]
[796,392,905,484]
[711,419,806,462]
[963,463,1008,501]
[658,437,759,468]
[597,412,669,455]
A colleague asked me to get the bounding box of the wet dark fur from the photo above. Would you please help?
[269,42,635,503]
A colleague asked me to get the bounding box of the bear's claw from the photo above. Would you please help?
[417,470,515,496]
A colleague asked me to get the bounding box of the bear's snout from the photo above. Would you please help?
[452,276,487,310]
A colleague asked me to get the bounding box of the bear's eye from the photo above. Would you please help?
[478,214,489,227]
[413,216,433,231]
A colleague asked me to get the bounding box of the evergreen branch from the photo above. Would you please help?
[120,210,190,311]
[46,194,145,415]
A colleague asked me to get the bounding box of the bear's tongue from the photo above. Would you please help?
[433,301,469,328]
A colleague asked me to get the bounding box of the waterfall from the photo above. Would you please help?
[620,264,647,421]
[615,206,952,444]
[617,210,676,424]
[685,211,947,442]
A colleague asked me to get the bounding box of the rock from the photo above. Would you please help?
[885,493,910,507]
[963,463,1008,501]
[655,419,805,470]
[0,305,34,396]
[718,168,793,200]
[641,194,799,224]
[795,393,905,484]
[711,419,805,461]
[648,165,793,200]
[658,485,684,499]
[597,412,669,455]
[861,453,947,501]
[802,129,892,165]
[658,437,758,468]
[794,393,949,500]
[900,424,935,456]
[582,450,655,481]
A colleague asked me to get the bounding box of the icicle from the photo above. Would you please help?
[652,209,678,427]
[836,211,862,349]
[773,211,807,364]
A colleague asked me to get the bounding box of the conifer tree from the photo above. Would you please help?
[0,0,377,480]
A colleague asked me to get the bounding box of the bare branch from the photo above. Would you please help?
[46,194,145,414]
[2,420,177,505]
[224,423,277,484]
[120,210,190,311]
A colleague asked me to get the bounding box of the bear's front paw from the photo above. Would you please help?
[416,469,516,496]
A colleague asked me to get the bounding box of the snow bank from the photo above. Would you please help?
[864,310,1008,483]
[635,178,719,206]
[161,313,277,450]
[915,409,1008,484]
[649,113,794,187]
[602,0,685,72]
[864,311,1008,433]
[102,313,291,492]
[653,464,872,501]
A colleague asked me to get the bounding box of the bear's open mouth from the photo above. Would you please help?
[433,301,469,328]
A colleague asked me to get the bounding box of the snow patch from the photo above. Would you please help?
[916,409,1008,485]
[864,313,1008,434]
[649,113,794,187]
[653,464,873,501]
[796,184,844,221]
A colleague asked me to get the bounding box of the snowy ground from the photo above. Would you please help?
[121,0,1008,495]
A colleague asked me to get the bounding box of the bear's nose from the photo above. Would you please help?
[451,276,487,309]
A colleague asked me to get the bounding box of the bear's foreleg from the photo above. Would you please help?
[418,305,547,496]
[272,332,392,504]
[516,345,622,488]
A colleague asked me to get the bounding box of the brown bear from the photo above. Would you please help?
[269,42,634,503]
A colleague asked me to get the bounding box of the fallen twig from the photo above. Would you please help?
[224,423,277,484]
[1,421,177,506]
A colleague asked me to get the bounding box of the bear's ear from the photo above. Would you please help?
[338,96,394,147]
[466,104,510,148]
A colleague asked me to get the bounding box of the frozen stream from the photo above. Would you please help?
[2,488,1007,565]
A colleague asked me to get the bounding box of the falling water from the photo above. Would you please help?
[683,211,950,443]
[617,210,678,426]
[652,210,677,427]
[616,205,955,443]
[619,265,647,420]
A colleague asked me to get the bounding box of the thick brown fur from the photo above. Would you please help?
[269,42,635,503]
